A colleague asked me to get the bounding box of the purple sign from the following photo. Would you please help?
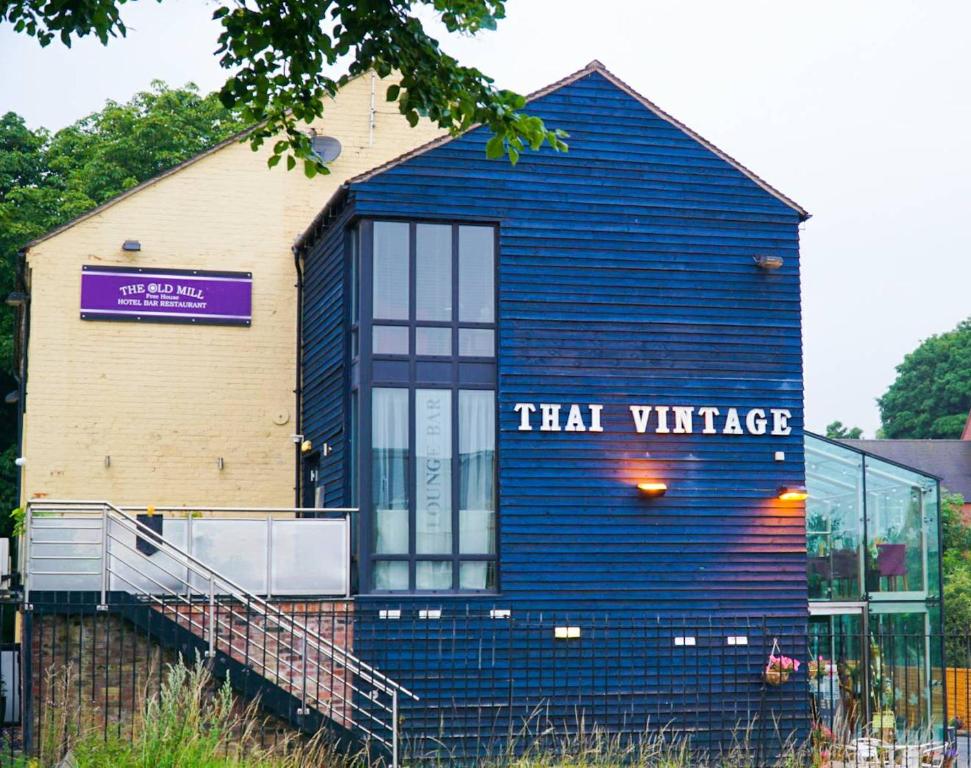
[80,266,252,326]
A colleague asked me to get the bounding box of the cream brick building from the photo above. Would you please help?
[15,74,443,508]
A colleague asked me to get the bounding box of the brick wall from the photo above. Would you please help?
[28,599,353,751]
[21,73,443,508]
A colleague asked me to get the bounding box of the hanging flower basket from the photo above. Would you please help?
[763,666,791,686]
[763,639,800,686]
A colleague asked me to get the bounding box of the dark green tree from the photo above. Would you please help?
[825,420,863,440]
[0,84,247,529]
[1,0,566,174]
[878,318,971,438]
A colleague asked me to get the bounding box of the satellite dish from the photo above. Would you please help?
[310,135,342,163]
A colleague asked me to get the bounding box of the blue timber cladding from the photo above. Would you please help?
[302,66,809,756]
[301,207,351,509]
[347,69,807,616]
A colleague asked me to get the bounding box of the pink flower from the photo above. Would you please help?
[766,653,801,672]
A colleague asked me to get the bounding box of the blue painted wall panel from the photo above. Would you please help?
[302,70,809,756]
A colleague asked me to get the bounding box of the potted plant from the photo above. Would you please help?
[764,652,800,686]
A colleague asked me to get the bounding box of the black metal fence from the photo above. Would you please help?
[9,596,971,767]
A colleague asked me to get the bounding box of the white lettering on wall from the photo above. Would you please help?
[514,403,536,431]
[746,408,767,435]
[540,403,561,432]
[564,404,586,432]
[513,402,795,438]
[698,406,719,434]
[673,406,694,434]
[771,409,792,436]
[629,405,653,434]
[723,408,743,435]
[588,404,604,433]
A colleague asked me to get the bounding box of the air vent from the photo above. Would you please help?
[310,135,342,163]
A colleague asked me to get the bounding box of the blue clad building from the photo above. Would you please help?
[295,61,814,757]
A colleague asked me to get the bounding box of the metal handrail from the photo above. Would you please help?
[24,499,415,761]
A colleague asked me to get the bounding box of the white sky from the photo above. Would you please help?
[4,0,970,437]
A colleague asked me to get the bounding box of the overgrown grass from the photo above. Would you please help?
[36,659,355,768]
[30,658,815,768]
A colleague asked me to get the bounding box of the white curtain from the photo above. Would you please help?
[459,390,495,555]
[372,388,409,554]
[416,389,452,554]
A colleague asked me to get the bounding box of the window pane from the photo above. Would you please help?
[416,389,452,554]
[417,224,452,321]
[416,327,451,356]
[373,325,408,355]
[373,221,409,320]
[416,561,452,590]
[373,561,409,591]
[864,455,934,595]
[459,390,496,555]
[350,225,360,324]
[460,561,496,590]
[459,329,494,357]
[459,226,494,322]
[372,388,409,554]
[349,390,359,507]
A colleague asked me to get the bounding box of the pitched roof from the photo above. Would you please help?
[841,439,971,500]
[295,60,809,251]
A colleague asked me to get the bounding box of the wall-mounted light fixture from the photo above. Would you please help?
[104,455,111,469]
[637,481,668,498]
[5,292,26,307]
[778,485,809,501]
[753,255,784,270]
[122,240,142,252]
[217,457,225,471]
[300,439,314,454]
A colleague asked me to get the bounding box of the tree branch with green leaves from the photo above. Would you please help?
[2,0,568,175]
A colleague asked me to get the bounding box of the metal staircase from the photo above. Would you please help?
[23,500,416,766]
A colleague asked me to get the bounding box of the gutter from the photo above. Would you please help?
[292,244,304,507]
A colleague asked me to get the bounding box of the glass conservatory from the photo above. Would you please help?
[804,433,945,740]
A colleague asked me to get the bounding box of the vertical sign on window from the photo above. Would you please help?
[416,389,452,555]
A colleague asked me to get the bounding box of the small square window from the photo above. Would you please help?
[373,561,409,591]
[416,327,452,356]
[459,329,494,357]
[373,325,409,355]
[416,561,452,590]
[460,562,496,590]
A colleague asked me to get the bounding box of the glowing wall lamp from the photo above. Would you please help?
[637,481,668,498]
[778,485,809,501]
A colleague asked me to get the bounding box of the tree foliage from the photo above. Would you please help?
[878,318,971,438]
[939,491,971,665]
[0,83,247,525]
[2,0,567,175]
[824,420,863,440]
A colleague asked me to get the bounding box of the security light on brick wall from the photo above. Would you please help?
[753,254,784,270]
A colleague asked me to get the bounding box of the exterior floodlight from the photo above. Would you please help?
[754,255,784,270]
[778,485,809,501]
[300,439,314,454]
[122,240,142,252]
[637,481,668,498]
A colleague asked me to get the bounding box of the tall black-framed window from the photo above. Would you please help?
[356,219,497,593]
